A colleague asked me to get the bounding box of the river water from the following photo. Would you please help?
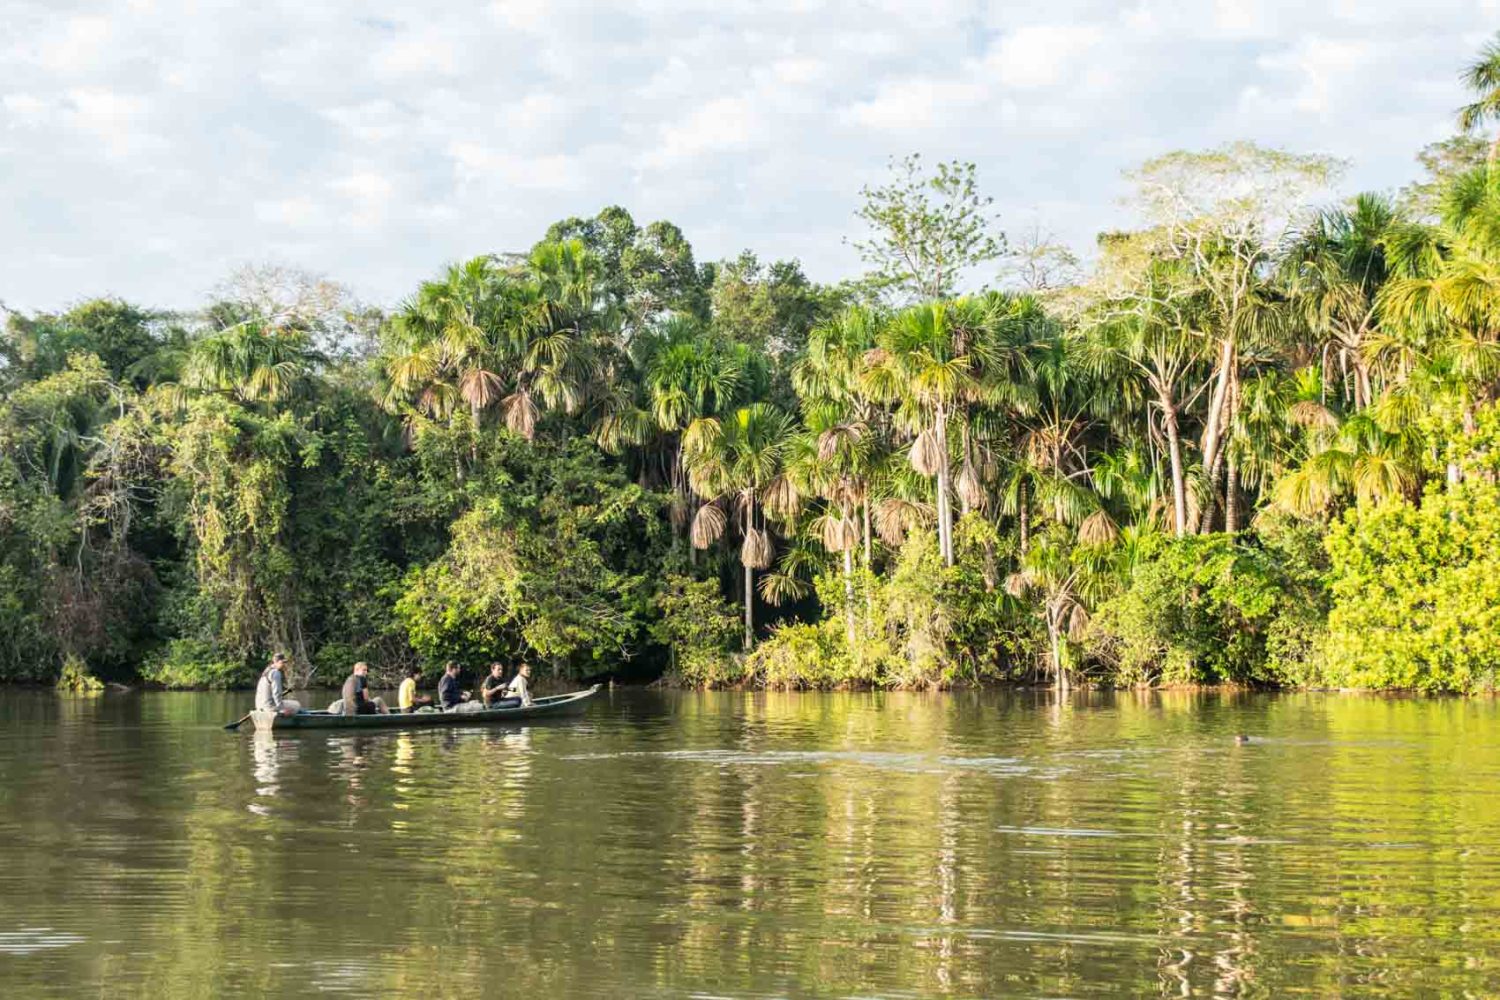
[1,688,1498,998]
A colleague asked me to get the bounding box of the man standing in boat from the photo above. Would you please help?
[340,662,389,716]
[255,653,301,716]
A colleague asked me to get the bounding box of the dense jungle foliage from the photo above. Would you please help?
[9,42,1500,693]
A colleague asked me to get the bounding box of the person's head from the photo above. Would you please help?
[272,652,287,667]
[444,661,459,676]
[489,662,503,677]
[408,666,422,679]
[518,663,532,678]
[353,661,369,676]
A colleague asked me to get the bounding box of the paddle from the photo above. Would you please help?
[223,712,254,732]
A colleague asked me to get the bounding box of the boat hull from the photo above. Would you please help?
[252,685,601,732]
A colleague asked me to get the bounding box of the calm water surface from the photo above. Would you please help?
[2,688,1499,998]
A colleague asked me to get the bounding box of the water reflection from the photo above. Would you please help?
[3,689,1500,997]
[249,732,279,815]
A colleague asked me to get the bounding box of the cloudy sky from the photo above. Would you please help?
[2,1,1497,312]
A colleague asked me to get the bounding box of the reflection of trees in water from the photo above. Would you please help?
[12,690,1500,997]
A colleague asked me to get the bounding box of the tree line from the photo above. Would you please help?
[8,41,1500,692]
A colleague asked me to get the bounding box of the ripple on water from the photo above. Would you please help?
[0,928,86,956]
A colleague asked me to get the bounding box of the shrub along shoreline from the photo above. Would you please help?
[9,38,1500,695]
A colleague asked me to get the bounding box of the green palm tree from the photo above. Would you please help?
[682,402,798,649]
[862,300,994,566]
[184,319,318,407]
[382,256,513,428]
[1004,525,1117,693]
[1459,33,1500,161]
[1283,193,1397,409]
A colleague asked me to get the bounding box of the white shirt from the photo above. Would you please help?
[506,673,533,707]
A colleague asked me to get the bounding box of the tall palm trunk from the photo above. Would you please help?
[1163,404,1187,537]
[1200,339,1236,476]
[935,405,954,566]
[1018,479,1030,555]
[1047,601,1068,694]
[842,547,857,649]
[744,560,754,651]
[1224,456,1239,534]
[862,498,872,569]
[743,496,756,652]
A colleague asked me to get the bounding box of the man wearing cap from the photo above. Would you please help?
[255,653,302,716]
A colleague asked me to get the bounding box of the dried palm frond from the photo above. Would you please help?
[957,461,986,509]
[875,498,928,547]
[1287,399,1338,431]
[818,513,859,552]
[502,390,538,439]
[1077,509,1120,545]
[817,423,865,461]
[741,527,774,569]
[762,474,802,521]
[459,368,503,410]
[1067,602,1091,642]
[1003,571,1030,599]
[690,503,725,549]
[910,428,945,477]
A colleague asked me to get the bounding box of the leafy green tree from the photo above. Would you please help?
[543,206,710,327]
[652,575,741,685]
[1088,531,1325,685]
[709,251,843,358]
[1401,135,1489,217]
[852,154,1005,302]
[1322,483,1500,692]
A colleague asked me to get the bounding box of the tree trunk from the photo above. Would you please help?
[1199,339,1235,477]
[861,496,874,627]
[743,498,755,651]
[935,406,954,566]
[1224,456,1239,534]
[1163,405,1187,537]
[862,498,872,570]
[743,560,754,652]
[842,547,857,649]
[1048,607,1068,694]
[1018,479,1030,555]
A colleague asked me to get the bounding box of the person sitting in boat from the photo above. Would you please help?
[437,661,467,711]
[398,667,432,713]
[255,653,301,716]
[505,662,535,708]
[481,662,520,709]
[340,662,389,716]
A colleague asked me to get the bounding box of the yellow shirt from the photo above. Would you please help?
[398,677,416,710]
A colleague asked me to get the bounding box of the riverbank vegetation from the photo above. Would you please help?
[7,42,1500,693]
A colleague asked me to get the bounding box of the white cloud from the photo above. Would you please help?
[36,15,112,74]
[0,0,1495,310]
[645,96,765,166]
[991,24,1105,89]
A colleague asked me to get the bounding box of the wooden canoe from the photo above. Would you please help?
[251,685,602,732]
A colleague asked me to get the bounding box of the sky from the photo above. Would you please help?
[2,0,1497,312]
